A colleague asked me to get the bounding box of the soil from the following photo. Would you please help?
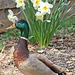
[0,33,75,75]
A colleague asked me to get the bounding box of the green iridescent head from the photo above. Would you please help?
[7,19,29,38]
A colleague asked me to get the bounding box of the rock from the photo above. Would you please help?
[0,0,15,9]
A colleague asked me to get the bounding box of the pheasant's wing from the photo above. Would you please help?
[33,53,62,74]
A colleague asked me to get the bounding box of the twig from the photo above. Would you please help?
[14,11,21,15]
[1,46,5,53]
[0,54,6,61]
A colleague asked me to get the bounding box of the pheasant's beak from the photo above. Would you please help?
[6,24,16,30]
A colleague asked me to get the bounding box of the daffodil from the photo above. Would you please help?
[8,10,14,16]
[8,15,18,23]
[15,0,25,9]
[7,10,18,23]
[31,0,41,9]
[38,2,53,15]
[35,12,43,21]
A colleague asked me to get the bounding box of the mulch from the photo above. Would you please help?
[0,34,75,75]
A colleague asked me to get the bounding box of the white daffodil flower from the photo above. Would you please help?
[15,0,25,9]
[31,0,41,9]
[8,15,18,23]
[35,12,44,21]
[7,10,18,23]
[38,2,53,15]
[8,10,14,16]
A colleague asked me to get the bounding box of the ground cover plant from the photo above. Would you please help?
[56,16,75,37]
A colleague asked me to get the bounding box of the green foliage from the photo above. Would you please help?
[20,0,75,47]
[72,35,75,38]
[56,16,75,35]
[0,24,20,49]
[1,0,75,47]
[0,41,6,48]
[0,29,20,39]
[0,22,20,39]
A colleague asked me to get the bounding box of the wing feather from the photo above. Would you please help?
[33,54,62,73]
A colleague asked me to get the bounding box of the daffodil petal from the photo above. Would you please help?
[7,10,18,23]
[8,10,14,16]
[15,0,25,9]
[38,1,53,15]
[35,12,44,21]
[32,0,42,9]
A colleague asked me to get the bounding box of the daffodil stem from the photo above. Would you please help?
[20,7,27,21]
[41,23,43,47]
[20,7,32,33]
